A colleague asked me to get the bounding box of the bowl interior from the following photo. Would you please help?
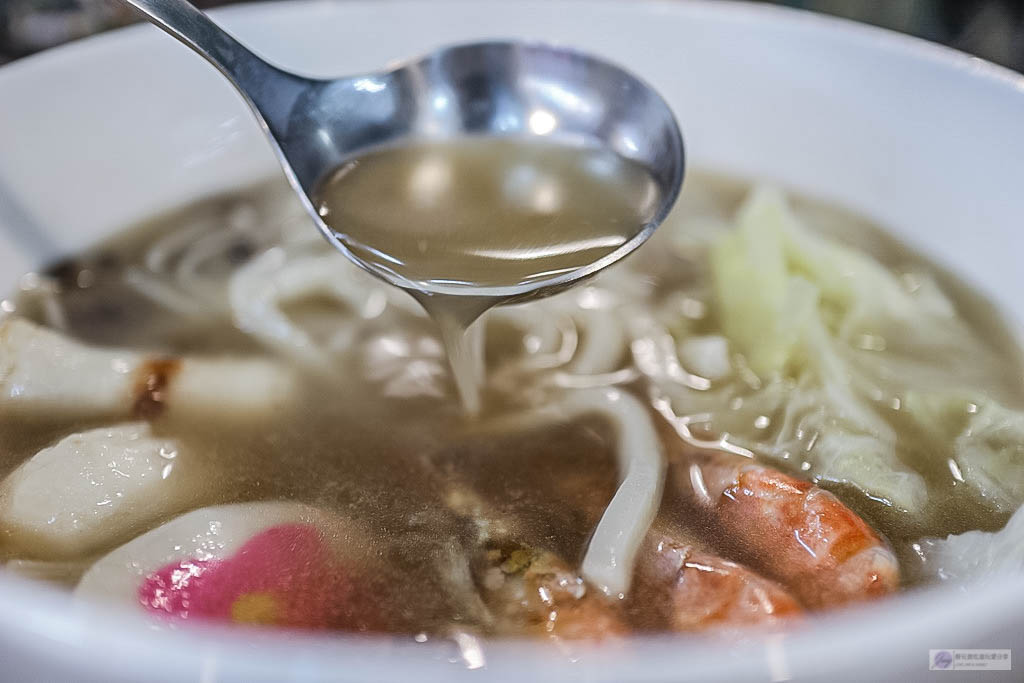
[0,1,1023,681]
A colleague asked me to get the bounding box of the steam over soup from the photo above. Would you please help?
[1,173,1023,640]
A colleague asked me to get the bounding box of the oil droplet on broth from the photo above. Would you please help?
[313,137,663,414]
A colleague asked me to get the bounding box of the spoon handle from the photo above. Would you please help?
[115,0,307,133]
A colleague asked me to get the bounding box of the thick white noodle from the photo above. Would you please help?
[145,218,211,274]
[228,248,419,369]
[482,387,665,596]
[123,267,210,318]
[489,304,574,368]
[174,227,242,285]
[568,308,627,375]
[629,314,713,391]
[488,290,631,377]
[578,389,665,595]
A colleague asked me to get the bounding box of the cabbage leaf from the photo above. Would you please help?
[711,186,957,378]
[706,187,930,510]
[905,392,1024,512]
[656,185,1023,518]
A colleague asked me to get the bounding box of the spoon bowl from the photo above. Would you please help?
[118,1,685,301]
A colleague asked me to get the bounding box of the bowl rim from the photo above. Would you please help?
[1,1,1022,680]
[4,0,1024,88]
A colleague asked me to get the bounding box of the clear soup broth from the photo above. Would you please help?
[1,172,1022,641]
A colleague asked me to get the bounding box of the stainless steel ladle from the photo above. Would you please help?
[117,0,685,302]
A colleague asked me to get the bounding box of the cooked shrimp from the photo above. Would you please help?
[631,527,803,631]
[675,453,899,608]
[446,471,799,638]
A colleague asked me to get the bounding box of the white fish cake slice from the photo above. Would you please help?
[0,317,132,418]
[0,423,206,558]
[0,317,297,422]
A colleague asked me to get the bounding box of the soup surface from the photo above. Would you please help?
[1,173,1023,642]
[314,137,662,290]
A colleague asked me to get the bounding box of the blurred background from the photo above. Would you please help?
[1,0,1022,71]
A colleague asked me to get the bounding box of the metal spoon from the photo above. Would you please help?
[117,0,684,302]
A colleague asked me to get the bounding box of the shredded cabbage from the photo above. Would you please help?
[702,188,931,509]
[958,402,1024,511]
[810,431,927,511]
[711,187,960,379]
[710,190,800,378]
[644,181,1022,529]
[905,392,1024,512]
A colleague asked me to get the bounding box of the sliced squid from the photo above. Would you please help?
[675,453,900,608]
[75,502,383,631]
[0,423,208,558]
[0,317,296,422]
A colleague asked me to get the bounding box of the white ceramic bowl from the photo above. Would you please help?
[1,1,1022,681]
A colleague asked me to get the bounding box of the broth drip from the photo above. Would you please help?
[313,137,662,413]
